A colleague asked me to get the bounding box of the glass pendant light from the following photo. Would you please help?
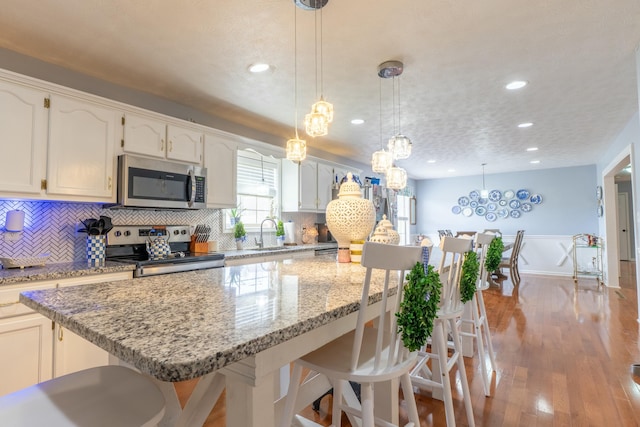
[286,2,307,161]
[386,166,407,190]
[371,76,392,173]
[305,0,333,137]
[387,71,412,160]
[480,163,489,198]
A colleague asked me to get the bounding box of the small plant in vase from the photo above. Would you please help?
[276,220,285,246]
[234,221,246,250]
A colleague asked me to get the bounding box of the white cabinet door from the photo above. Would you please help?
[203,133,237,208]
[167,124,203,164]
[47,94,117,201]
[0,80,48,196]
[299,160,318,211]
[317,163,335,212]
[51,272,130,378]
[52,324,109,378]
[0,313,53,397]
[122,113,166,159]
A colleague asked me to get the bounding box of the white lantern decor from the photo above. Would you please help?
[377,214,400,245]
[325,173,376,263]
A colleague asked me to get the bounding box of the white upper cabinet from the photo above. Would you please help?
[282,158,359,212]
[0,80,48,195]
[167,124,203,164]
[316,162,335,211]
[47,94,117,201]
[203,132,237,209]
[122,113,203,164]
[122,113,166,159]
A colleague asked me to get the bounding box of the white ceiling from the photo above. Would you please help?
[1,0,639,179]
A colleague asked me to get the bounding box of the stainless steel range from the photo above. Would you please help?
[106,225,224,277]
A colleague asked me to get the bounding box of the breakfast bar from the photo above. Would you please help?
[19,254,398,427]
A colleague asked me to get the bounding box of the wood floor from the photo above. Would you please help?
[175,264,640,426]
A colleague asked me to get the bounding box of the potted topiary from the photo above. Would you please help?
[460,250,479,303]
[234,221,246,250]
[276,220,285,246]
[485,236,504,275]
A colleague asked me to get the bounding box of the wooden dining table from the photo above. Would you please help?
[19,255,400,427]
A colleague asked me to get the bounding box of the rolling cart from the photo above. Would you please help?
[572,233,603,286]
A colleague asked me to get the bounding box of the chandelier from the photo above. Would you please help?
[286,1,307,161]
[303,0,333,137]
[480,163,489,198]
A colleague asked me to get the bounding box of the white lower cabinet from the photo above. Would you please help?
[0,271,131,397]
[0,313,53,396]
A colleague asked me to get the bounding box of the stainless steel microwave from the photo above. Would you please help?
[115,155,207,209]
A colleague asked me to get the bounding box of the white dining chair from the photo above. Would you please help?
[279,242,423,427]
[410,236,475,427]
[0,365,166,427]
[458,232,497,396]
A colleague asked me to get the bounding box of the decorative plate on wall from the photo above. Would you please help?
[488,190,502,201]
[478,198,488,205]
[458,196,470,206]
[510,209,521,218]
[530,194,543,204]
[497,209,509,218]
[516,189,530,200]
[509,199,521,210]
[470,201,479,208]
[485,212,497,222]
[462,207,473,217]
[499,200,507,206]
[521,203,532,212]
[452,205,462,214]
[487,203,497,211]
[475,206,487,216]
[504,190,515,199]
[469,190,480,200]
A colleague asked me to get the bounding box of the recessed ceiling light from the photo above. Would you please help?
[506,80,528,90]
[526,147,538,152]
[448,169,456,173]
[518,122,533,128]
[427,159,436,164]
[248,63,271,73]
[350,119,364,125]
[530,160,540,164]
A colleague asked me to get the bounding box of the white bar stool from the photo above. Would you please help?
[458,232,497,396]
[0,365,166,427]
[410,236,475,427]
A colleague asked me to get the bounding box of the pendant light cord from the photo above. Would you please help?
[319,2,324,98]
[314,4,319,100]
[294,5,300,138]
[397,75,402,135]
[379,77,383,149]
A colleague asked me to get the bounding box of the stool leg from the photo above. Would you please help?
[360,382,374,427]
[400,373,420,426]
[434,321,456,427]
[477,290,497,371]
[472,294,490,396]
[332,379,343,427]
[449,318,475,427]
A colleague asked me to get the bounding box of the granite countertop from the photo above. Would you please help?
[19,254,394,382]
[222,242,337,260]
[0,261,135,286]
[0,243,337,287]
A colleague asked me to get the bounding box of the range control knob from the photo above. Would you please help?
[123,230,131,237]
[114,231,122,237]
[181,230,187,235]
[173,230,180,235]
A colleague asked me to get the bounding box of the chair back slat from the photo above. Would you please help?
[437,237,472,315]
[350,242,423,372]
[475,232,494,290]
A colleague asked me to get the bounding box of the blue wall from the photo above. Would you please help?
[415,165,598,236]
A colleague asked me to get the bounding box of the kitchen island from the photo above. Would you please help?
[19,253,398,427]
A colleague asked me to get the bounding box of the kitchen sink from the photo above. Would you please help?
[248,247,290,252]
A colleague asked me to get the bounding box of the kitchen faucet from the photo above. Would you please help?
[255,218,277,249]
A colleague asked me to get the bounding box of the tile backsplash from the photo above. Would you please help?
[0,200,323,263]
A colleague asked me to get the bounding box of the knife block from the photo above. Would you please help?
[190,236,209,253]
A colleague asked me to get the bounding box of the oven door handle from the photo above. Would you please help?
[186,169,196,207]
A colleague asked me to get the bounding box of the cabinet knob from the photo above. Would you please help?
[58,326,64,342]
[169,140,173,152]
[161,139,165,151]
[108,176,112,190]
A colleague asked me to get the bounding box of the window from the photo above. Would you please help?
[226,150,279,231]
